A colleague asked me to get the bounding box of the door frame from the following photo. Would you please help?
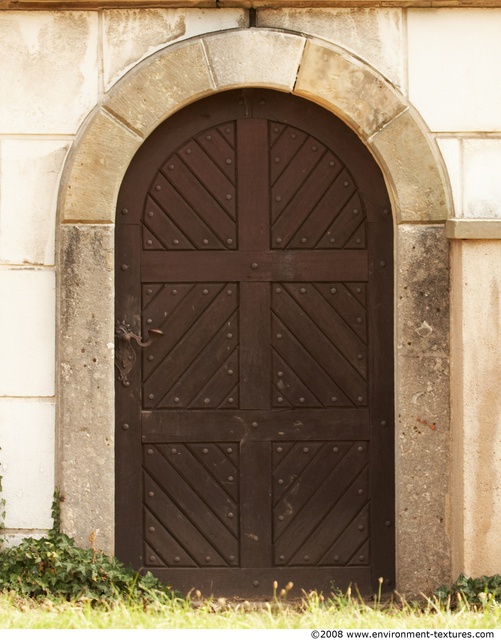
[56,29,453,595]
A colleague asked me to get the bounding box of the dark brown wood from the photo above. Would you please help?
[116,88,394,597]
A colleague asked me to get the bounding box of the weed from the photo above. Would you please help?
[0,490,176,603]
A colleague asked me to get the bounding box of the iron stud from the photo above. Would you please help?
[358,524,364,531]
[253,581,260,587]
[275,195,282,202]
[300,287,306,293]
[276,237,282,244]
[173,239,179,245]
[277,397,283,403]
[150,555,155,562]
[121,208,128,215]
[301,237,307,244]
[186,148,192,155]
[291,133,297,139]
[331,396,337,402]
[334,556,339,562]
[148,211,154,217]
[333,447,339,453]
[148,393,154,400]
[202,239,209,245]
[206,135,212,141]
[278,515,284,521]
[359,555,365,561]
[251,422,258,428]
[299,397,305,404]
[303,447,309,453]
[274,157,280,163]
[278,479,284,485]
[276,447,283,453]
[205,556,211,562]
[228,512,234,518]
[380,260,386,267]
[343,181,350,187]
[203,448,209,454]
[155,185,161,191]
[149,526,155,532]
[174,557,180,563]
[148,491,154,497]
[204,398,210,404]
[122,423,129,430]
[226,158,232,165]
[168,164,175,170]
[120,264,128,271]
[227,448,233,453]
[251,262,258,269]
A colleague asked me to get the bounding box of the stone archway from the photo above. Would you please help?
[57,28,453,595]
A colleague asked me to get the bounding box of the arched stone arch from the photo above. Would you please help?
[57,29,452,594]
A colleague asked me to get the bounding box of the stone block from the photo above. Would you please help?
[408,9,501,132]
[295,39,405,139]
[395,224,451,594]
[61,109,141,223]
[0,140,69,266]
[0,12,98,134]
[463,139,501,218]
[204,29,305,92]
[0,269,55,397]
[105,40,214,138]
[371,109,450,223]
[451,241,501,578]
[103,8,247,90]
[58,225,115,553]
[258,7,404,90]
[0,399,55,530]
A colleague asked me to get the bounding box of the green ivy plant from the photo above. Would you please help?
[435,573,501,607]
[0,489,177,602]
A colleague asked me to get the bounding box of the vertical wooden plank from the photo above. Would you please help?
[239,282,271,410]
[237,119,270,251]
[239,441,272,568]
[367,203,395,590]
[115,223,143,568]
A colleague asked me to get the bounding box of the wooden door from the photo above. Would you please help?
[115,89,394,598]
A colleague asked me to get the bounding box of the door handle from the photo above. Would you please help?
[115,320,164,387]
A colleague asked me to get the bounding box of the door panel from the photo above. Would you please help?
[116,89,394,598]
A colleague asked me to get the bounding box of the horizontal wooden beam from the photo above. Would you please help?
[2,0,501,10]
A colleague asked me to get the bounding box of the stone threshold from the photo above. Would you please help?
[446,219,501,239]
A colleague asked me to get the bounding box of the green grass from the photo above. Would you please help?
[0,589,500,629]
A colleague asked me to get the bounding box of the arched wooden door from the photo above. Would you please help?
[115,89,394,597]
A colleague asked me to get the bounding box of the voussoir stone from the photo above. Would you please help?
[295,38,405,139]
[61,109,141,223]
[371,109,451,223]
[105,39,214,137]
[204,29,306,92]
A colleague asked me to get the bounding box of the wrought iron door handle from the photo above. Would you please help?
[115,321,164,387]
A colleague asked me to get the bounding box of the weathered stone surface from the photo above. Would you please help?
[446,219,501,239]
[0,269,55,397]
[408,8,501,132]
[105,40,214,137]
[61,109,141,223]
[103,8,247,90]
[450,241,501,577]
[395,224,451,594]
[463,139,501,218]
[58,224,115,554]
[258,7,404,89]
[204,29,305,91]
[436,138,461,219]
[0,12,98,134]
[0,140,69,266]
[0,399,55,529]
[295,38,405,138]
[371,109,451,223]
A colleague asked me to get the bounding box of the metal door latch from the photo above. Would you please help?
[115,320,164,387]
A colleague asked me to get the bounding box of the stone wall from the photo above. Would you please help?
[0,6,500,593]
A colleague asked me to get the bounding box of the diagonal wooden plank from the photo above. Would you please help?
[272,314,353,407]
[144,445,239,562]
[316,192,365,249]
[158,315,238,408]
[165,152,236,244]
[272,316,353,407]
[320,504,370,567]
[287,168,354,249]
[194,126,236,183]
[271,151,339,246]
[176,139,236,220]
[272,289,367,405]
[269,124,308,185]
[142,283,224,381]
[141,283,194,338]
[289,466,369,566]
[151,173,227,250]
[273,442,354,542]
[272,441,324,505]
[283,283,367,380]
[143,195,195,251]
[144,472,228,567]
[157,443,239,537]
[271,136,326,220]
[315,283,367,343]
[144,286,238,406]
[144,509,198,567]
[183,350,239,410]
[274,447,368,564]
[272,352,323,408]
[188,443,239,502]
